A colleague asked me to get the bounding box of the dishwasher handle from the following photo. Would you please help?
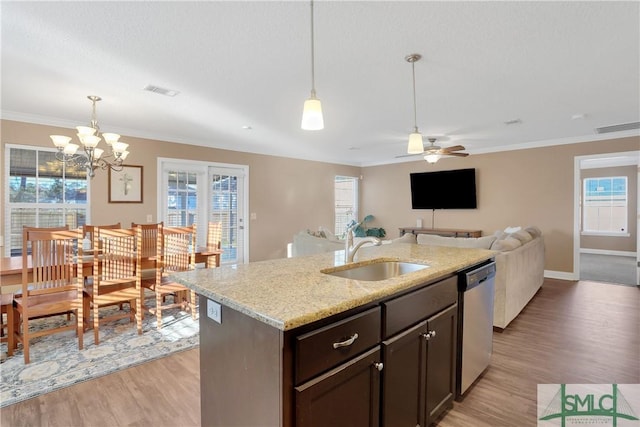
[463,262,496,291]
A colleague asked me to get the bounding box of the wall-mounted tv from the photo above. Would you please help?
[410,168,477,209]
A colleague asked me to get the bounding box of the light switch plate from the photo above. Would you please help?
[207,299,221,324]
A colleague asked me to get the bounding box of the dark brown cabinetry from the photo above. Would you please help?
[199,274,460,427]
[381,276,458,427]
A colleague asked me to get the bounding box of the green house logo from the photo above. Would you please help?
[538,384,639,426]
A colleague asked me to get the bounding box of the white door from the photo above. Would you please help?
[209,166,247,265]
[159,159,248,264]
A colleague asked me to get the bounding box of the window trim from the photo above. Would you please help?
[4,143,92,256]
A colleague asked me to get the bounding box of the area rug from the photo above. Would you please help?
[0,303,199,408]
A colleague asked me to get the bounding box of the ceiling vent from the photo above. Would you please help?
[143,84,179,97]
[595,122,640,134]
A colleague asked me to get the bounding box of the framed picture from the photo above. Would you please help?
[108,165,143,203]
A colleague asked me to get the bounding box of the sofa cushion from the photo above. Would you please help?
[416,234,496,249]
[490,236,522,251]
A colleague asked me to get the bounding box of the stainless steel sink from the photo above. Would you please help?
[322,260,429,281]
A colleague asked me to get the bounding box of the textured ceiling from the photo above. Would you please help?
[2,1,639,166]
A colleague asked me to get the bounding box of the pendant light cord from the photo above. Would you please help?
[411,60,418,132]
[310,0,317,97]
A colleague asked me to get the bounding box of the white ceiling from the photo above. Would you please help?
[2,1,639,167]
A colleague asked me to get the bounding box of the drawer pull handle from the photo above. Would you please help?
[333,333,359,349]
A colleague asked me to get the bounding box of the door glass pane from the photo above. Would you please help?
[166,170,198,227]
[211,173,239,263]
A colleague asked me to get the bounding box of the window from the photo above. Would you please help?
[334,176,358,237]
[5,145,89,255]
[582,176,628,235]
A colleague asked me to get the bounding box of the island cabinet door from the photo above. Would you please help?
[295,346,382,427]
[381,320,428,427]
[425,304,458,426]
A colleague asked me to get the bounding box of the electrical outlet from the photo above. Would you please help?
[250,212,257,220]
[207,299,221,323]
[146,214,153,222]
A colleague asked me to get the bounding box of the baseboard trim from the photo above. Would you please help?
[580,248,637,257]
[544,270,577,281]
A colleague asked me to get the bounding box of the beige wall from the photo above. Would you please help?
[0,120,360,261]
[2,120,638,272]
[580,165,637,252]
[361,136,639,273]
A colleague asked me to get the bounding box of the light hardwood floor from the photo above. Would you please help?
[1,278,638,427]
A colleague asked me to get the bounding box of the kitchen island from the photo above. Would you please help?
[171,243,495,427]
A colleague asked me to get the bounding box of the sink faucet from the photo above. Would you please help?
[345,224,381,263]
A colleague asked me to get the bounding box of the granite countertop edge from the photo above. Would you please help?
[170,243,496,331]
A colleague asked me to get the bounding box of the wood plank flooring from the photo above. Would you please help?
[1,278,638,427]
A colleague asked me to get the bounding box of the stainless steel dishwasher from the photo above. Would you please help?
[456,260,496,399]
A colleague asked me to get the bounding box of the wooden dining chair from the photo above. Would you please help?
[142,223,198,328]
[82,223,121,251]
[90,227,143,345]
[206,221,222,268]
[131,222,163,260]
[10,227,87,364]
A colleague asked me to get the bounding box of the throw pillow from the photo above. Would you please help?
[491,236,522,251]
[510,229,533,244]
[524,225,542,238]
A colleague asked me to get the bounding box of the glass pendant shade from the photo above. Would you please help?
[63,143,80,155]
[76,126,96,136]
[407,131,424,154]
[301,97,324,130]
[50,135,71,148]
[424,153,441,164]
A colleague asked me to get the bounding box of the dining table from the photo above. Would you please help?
[0,246,222,294]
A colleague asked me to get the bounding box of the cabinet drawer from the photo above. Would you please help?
[383,276,457,338]
[296,307,381,385]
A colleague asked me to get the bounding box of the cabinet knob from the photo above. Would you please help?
[421,330,436,340]
[332,333,359,349]
[373,362,384,372]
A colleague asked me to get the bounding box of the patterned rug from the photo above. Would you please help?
[0,303,199,408]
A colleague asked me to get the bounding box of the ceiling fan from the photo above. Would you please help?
[397,137,469,163]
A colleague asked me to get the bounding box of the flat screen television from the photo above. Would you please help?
[410,168,477,209]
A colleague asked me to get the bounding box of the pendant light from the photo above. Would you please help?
[406,54,424,154]
[301,0,324,130]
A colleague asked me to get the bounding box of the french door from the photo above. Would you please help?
[159,159,248,265]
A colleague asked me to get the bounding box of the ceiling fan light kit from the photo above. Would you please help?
[402,53,469,163]
[301,0,324,131]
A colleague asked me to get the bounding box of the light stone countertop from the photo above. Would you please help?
[170,243,495,331]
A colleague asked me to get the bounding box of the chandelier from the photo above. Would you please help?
[50,95,129,178]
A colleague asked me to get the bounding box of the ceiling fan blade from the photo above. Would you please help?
[442,145,466,152]
[444,152,469,157]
